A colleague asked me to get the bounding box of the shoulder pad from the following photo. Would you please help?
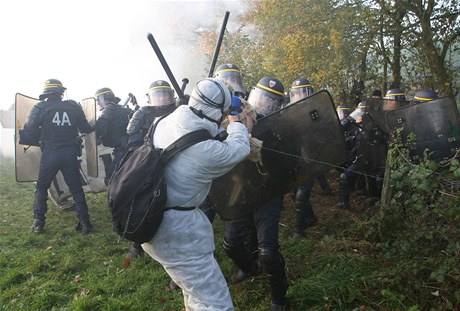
[35,101,47,109]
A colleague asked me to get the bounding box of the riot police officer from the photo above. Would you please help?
[223,77,289,311]
[126,80,176,150]
[20,79,94,233]
[335,106,363,209]
[289,78,333,238]
[214,63,246,98]
[382,88,406,112]
[412,89,439,104]
[95,87,130,185]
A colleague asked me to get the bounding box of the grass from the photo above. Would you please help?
[1,156,459,310]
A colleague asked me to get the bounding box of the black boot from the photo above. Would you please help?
[260,248,289,308]
[126,242,144,258]
[223,238,259,284]
[31,218,45,233]
[335,172,351,209]
[294,186,317,237]
[76,219,93,234]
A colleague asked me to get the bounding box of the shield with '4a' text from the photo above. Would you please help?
[385,97,460,163]
[210,90,346,220]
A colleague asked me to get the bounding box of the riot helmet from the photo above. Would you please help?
[39,79,66,100]
[350,107,365,124]
[289,78,313,103]
[189,78,232,124]
[413,89,439,103]
[214,63,245,96]
[384,88,406,110]
[147,80,175,107]
[384,88,406,101]
[336,104,352,121]
[95,87,116,110]
[371,89,382,98]
[247,77,285,118]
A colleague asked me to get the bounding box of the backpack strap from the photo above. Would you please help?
[144,114,169,145]
[161,129,213,163]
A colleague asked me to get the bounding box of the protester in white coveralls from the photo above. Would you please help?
[142,78,250,310]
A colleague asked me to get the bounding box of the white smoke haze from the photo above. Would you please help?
[0,0,249,158]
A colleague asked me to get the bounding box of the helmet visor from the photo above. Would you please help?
[289,87,311,103]
[148,88,175,107]
[382,99,403,111]
[248,87,282,117]
[96,94,107,110]
[217,70,245,94]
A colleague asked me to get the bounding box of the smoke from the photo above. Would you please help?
[0,1,249,159]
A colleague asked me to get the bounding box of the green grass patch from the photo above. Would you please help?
[1,156,459,310]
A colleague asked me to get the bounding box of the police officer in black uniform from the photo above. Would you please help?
[335,102,365,209]
[289,78,333,238]
[20,79,94,233]
[223,77,289,311]
[94,87,130,185]
[126,80,176,150]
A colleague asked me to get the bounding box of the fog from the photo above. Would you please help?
[0,0,249,159]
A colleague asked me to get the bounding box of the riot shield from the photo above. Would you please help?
[81,97,98,178]
[357,98,409,176]
[15,93,41,182]
[385,97,460,163]
[210,90,346,220]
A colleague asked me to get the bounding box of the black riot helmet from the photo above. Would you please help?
[384,88,406,101]
[247,77,285,118]
[147,80,175,107]
[95,87,117,110]
[413,89,439,103]
[39,79,67,100]
[214,63,245,96]
[289,78,314,103]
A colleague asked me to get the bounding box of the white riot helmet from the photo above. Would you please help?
[189,78,232,124]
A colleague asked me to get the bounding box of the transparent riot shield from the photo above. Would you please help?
[385,97,460,163]
[15,93,41,182]
[210,90,346,220]
[357,98,409,176]
[81,97,97,178]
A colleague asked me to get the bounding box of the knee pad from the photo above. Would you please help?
[339,173,348,186]
[294,188,307,207]
[259,248,283,275]
[222,238,242,258]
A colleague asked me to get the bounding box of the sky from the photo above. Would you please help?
[0,0,247,111]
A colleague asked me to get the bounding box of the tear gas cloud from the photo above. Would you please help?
[0,1,248,158]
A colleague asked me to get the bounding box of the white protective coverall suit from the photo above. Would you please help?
[142,103,250,311]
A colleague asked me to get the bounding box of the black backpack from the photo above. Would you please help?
[107,115,212,243]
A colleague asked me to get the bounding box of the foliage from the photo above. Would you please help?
[364,129,460,309]
[198,0,459,102]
